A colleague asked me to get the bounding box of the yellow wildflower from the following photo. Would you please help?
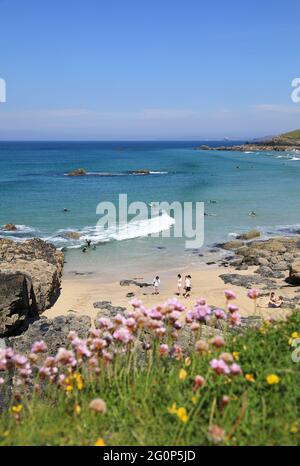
[191,396,197,405]
[74,404,81,415]
[290,423,298,434]
[266,374,280,385]
[291,332,300,339]
[232,352,240,361]
[65,384,73,393]
[177,407,189,423]
[11,404,23,414]
[245,374,255,383]
[95,437,106,446]
[168,402,178,415]
[74,373,84,391]
[179,368,187,380]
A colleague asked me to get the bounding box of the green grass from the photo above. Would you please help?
[280,129,300,140]
[1,314,300,446]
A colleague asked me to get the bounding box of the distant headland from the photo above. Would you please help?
[195,129,300,152]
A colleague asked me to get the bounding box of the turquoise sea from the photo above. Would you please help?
[1,141,300,280]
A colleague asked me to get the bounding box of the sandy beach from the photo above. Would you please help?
[46,264,290,322]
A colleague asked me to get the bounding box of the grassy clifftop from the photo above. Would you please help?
[279,129,300,141]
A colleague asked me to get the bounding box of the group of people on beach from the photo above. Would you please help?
[152,274,192,298]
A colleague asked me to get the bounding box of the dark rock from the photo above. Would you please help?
[0,239,64,336]
[0,272,33,337]
[63,231,81,240]
[120,279,152,288]
[67,168,87,177]
[272,261,288,272]
[254,266,284,279]
[126,292,135,298]
[128,169,151,175]
[219,273,275,289]
[288,261,300,285]
[221,240,244,250]
[237,230,261,241]
[236,264,249,271]
[2,223,17,231]
[7,314,91,355]
[93,301,127,317]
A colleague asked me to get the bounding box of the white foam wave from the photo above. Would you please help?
[44,212,175,248]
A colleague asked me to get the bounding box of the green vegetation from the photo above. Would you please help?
[1,309,300,446]
[280,129,300,140]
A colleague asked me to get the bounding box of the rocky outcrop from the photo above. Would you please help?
[2,223,17,231]
[63,231,81,240]
[237,230,261,241]
[288,261,300,285]
[0,272,32,336]
[219,273,276,289]
[0,238,64,336]
[7,314,91,355]
[221,237,300,271]
[128,169,151,175]
[67,168,87,177]
[221,240,244,250]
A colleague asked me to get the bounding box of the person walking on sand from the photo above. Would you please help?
[184,275,191,298]
[177,274,182,295]
[153,275,160,295]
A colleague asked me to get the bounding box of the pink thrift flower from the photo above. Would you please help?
[114,314,126,325]
[169,310,181,321]
[13,355,28,367]
[98,317,114,330]
[174,320,183,330]
[113,327,133,344]
[214,309,227,320]
[229,311,241,326]
[31,340,47,354]
[210,358,230,375]
[211,336,225,348]
[159,344,169,355]
[194,305,211,322]
[155,327,166,337]
[230,363,243,376]
[247,288,259,300]
[148,309,163,320]
[55,348,76,366]
[228,304,239,314]
[194,375,205,390]
[196,297,206,305]
[129,298,143,308]
[185,311,195,323]
[0,377,4,385]
[67,330,78,341]
[125,317,137,329]
[224,290,237,301]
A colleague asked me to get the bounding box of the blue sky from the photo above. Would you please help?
[0,0,300,140]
